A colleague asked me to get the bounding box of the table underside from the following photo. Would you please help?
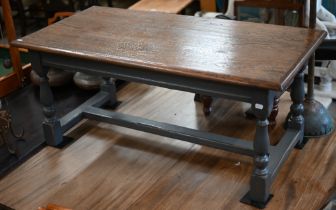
[30,51,305,208]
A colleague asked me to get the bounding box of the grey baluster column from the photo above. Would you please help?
[31,52,63,146]
[250,114,271,204]
[245,92,274,206]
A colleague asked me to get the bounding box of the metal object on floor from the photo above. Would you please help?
[30,69,73,87]
[73,72,103,90]
[304,0,334,137]
[304,99,334,137]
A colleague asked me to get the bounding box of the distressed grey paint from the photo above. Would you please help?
[30,50,305,208]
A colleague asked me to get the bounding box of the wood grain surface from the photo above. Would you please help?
[0,83,335,210]
[12,7,326,91]
[129,0,193,13]
[200,0,217,12]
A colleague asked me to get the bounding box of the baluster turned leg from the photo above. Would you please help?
[250,116,271,205]
[242,96,273,208]
[287,71,305,148]
[31,53,63,146]
[39,68,63,146]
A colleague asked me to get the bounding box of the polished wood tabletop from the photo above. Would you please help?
[12,6,326,91]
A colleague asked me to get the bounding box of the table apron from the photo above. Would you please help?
[35,51,280,104]
[28,50,305,207]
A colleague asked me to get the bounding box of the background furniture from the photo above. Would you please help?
[235,0,306,124]
[235,0,334,136]
[323,0,336,14]
[303,0,334,137]
[0,0,31,97]
[198,0,306,122]
[8,0,26,36]
[234,0,305,26]
[200,0,216,12]
[129,0,193,14]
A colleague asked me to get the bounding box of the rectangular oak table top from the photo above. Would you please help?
[12,6,326,91]
[12,7,313,207]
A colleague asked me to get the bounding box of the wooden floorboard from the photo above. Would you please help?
[0,83,335,210]
[0,84,97,178]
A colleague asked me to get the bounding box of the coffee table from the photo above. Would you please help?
[12,6,326,208]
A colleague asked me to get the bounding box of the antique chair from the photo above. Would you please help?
[198,0,334,136]
[41,0,75,23]
[9,0,26,36]
[198,0,305,122]
[235,0,305,124]
[0,0,27,36]
[0,0,26,155]
[29,0,75,87]
[235,0,333,136]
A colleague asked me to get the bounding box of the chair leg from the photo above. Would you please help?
[202,95,213,116]
[194,94,213,116]
[268,96,280,124]
[195,93,279,120]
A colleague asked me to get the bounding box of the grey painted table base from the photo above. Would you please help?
[31,51,305,208]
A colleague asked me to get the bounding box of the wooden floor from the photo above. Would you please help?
[0,83,335,210]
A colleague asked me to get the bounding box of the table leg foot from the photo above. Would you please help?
[42,120,63,147]
[247,91,274,208]
[294,137,309,149]
[101,77,120,109]
[240,192,273,209]
[104,101,122,110]
[201,95,213,116]
[52,136,75,148]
